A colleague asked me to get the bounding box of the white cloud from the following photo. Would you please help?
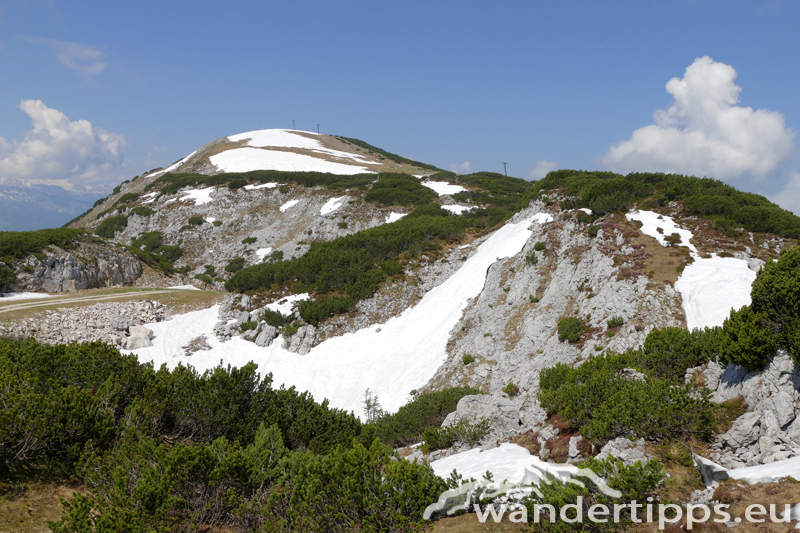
[0,99,125,192]
[450,161,472,173]
[768,171,800,216]
[34,37,107,74]
[603,56,795,180]
[528,160,559,180]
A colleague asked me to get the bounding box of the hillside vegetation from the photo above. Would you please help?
[1,337,493,532]
[227,209,472,324]
[526,169,800,238]
[540,246,800,446]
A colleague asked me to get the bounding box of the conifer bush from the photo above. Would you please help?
[371,387,482,448]
[95,215,128,238]
[0,265,14,292]
[557,316,583,343]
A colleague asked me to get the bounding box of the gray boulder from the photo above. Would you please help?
[255,325,278,347]
[595,437,650,466]
[129,325,154,339]
[441,394,523,436]
[112,317,135,332]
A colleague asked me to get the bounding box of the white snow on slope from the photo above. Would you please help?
[167,285,201,291]
[228,129,373,164]
[627,210,755,330]
[626,210,697,253]
[442,205,473,215]
[130,215,537,416]
[676,255,756,330]
[386,212,406,223]
[255,248,272,261]
[141,192,158,204]
[280,200,299,212]
[244,182,278,190]
[229,129,323,150]
[430,443,578,486]
[1,292,53,300]
[697,454,800,486]
[264,293,309,315]
[211,147,370,175]
[147,151,197,177]
[422,180,467,196]
[531,213,554,224]
[180,187,215,206]
[321,196,347,216]
[728,456,800,485]
[206,217,216,224]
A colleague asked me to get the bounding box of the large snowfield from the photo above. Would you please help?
[209,129,373,175]
[626,210,756,330]
[129,215,541,416]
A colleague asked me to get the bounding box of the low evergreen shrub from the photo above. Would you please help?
[95,215,129,238]
[130,206,155,217]
[557,317,583,343]
[371,387,481,448]
[225,257,245,273]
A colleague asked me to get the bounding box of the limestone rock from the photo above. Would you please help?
[595,437,650,466]
[255,326,278,347]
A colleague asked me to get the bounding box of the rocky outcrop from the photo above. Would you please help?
[0,300,168,347]
[595,437,651,466]
[11,241,142,293]
[441,394,526,442]
[691,352,800,468]
[424,202,686,426]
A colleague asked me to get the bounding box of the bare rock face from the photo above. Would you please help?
[441,394,526,440]
[423,202,686,430]
[284,325,318,355]
[693,352,800,468]
[595,437,651,466]
[11,241,142,293]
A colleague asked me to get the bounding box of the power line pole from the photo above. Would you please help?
[317,124,320,134]
[503,162,508,176]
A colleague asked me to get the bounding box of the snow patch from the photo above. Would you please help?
[255,248,273,262]
[147,151,197,177]
[205,217,216,224]
[265,293,310,315]
[129,215,538,417]
[1,292,53,301]
[675,254,756,330]
[441,205,473,215]
[385,212,406,223]
[626,210,697,253]
[320,196,348,216]
[167,285,201,291]
[422,180,467,196]
[626,210,755,329]
[141,192,158,204]
[180,187,215,206]
[531,213,554,224]
[430,443,578,486]
[279,200,299,212]
[244,182,278,191]
[576,208,592,215]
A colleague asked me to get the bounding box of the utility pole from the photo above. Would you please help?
[292,120,296,130]
[317,124,320,134]
[503,162,508,176]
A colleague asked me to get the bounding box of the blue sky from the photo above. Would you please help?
[2,0,800,225]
